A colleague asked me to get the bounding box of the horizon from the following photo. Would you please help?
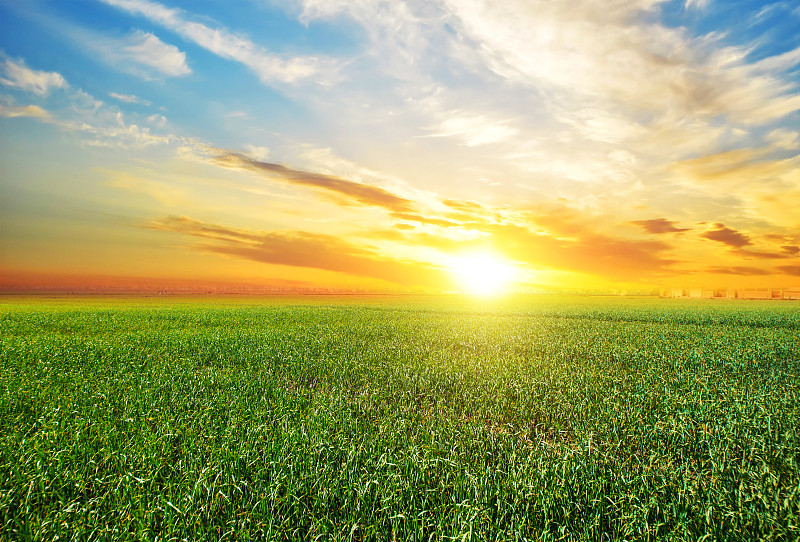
[2,0,799,293]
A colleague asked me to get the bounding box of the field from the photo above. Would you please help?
[1,295,799,541]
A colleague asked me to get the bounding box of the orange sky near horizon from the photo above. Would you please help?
[1,0,799,293]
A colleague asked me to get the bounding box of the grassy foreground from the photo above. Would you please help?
[1,295,799,541]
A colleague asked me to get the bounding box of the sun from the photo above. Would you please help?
[449,252,516,296]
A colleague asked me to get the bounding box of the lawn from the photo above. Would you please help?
[1,295,798,540]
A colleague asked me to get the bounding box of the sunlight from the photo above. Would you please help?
[449,252,516,296]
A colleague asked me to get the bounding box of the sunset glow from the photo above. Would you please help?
[450,253,516,296]
[1,1,799,292]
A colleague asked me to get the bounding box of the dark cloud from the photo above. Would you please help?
[781,245,800,255]
[214,152,414,212]
[737,248,792,260]
[778,266,800,277]
[700,223,752,247]
[629,218,689,234]
[708,266,772,276]
[147,216,449,288]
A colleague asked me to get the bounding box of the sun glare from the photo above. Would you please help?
[449,252,516,296]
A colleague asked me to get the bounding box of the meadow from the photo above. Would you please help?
[1,294,798,541]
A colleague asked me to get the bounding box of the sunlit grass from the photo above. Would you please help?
[1,295,798,540]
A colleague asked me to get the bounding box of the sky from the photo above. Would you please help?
[1,0,799,293]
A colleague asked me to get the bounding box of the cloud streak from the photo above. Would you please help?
[778,266,800,277]
[0,103,51,119]
[100,0,328,84]
[147,216,450,288]
[108,92,151,106]
[99,30,190,78]
[629,218,689,234]
[708,266,772,276]
[213,151,415,212]
[442,0,800,123]
[482,223,679,280]
[700,223,752,248]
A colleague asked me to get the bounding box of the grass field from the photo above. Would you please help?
[1,295,799,541]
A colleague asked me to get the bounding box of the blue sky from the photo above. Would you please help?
[1,0,799,291]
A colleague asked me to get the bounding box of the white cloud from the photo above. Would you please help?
[146,114,167,128]
[118,30,191,77]
[1,65,176,150]
[766,128,800,150]
[244,145,269,161]
[296,0,428,72]
[100,0,327,84]
[431,114,519,146]
[0,57,68,95]
[684,0,710,10]
[559,109,646,144]
[0,103,51,119]
[83,29,190,79]
[441,0,800,124]
[109,92,151,106]
[82,120,172,148]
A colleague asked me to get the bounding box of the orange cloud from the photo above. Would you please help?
[736,248,796,260]
[378,206,681,281]
[708,266,772,276]
[147,216,449,288]
[441,199,485,212]
[148,215,262,242]
[629,218,689,234]
[777,265,800,277]
[700,223,752,248]
[494,227,679,279]
[390,212,462,228]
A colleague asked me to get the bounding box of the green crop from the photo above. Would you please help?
[1,295,798,541]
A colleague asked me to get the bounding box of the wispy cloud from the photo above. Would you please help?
[737,248,794,260]
[442,0,800,124]
[0,102,51,119]
[480,222,679,280]
[1,59,176,150]
[629,218,690,234]
[100,0,328,84]
[778,265,800,277]
[389,212,461,228]
[147,215,450,288]
[375,204,682,281]
[100,30,190,78]
[684,0,711,10]
[700,223,752,248]
[0,57,67,95]
[778,265,800,276]
[782,245,800,255]
[213,151,415,212]
[429,113,519,146]
[108,92,151,106]
[145,114,166,128]
[672,147,793,184]
[667,146,800,235]
[294,0,431,82]
[708,266,771,276]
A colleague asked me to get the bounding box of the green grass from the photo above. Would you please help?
[1,295,799,541]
